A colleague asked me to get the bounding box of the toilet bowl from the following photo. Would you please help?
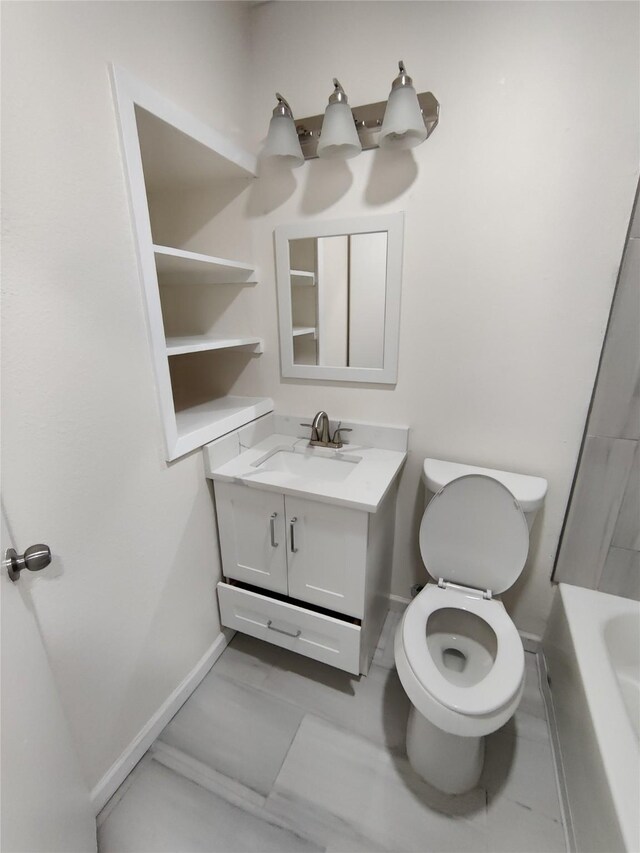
[394,460,547,794]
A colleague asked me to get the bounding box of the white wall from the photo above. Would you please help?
[1,0,253,791]
[239,0,640,636]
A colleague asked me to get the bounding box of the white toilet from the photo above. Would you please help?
[394,458,547,795]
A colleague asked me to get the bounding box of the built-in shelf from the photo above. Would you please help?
[173,396,273,460]
[292,326,316,338]
[134,102,256,193]
[154,245,256,285]
[290,269,316,286]
[166,335,263,356]
[112,66,268,461]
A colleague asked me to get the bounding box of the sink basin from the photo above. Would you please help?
[252,447,360,483]
[208,430,408,513]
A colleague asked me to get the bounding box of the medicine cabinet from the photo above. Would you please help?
[111,66,272,460]
[275,213,404,384]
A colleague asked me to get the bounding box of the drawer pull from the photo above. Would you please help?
[267,619,301,638]
[290,517,298,553]
[270,512,279,548]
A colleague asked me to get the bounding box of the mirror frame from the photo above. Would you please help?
[275,212,404,384]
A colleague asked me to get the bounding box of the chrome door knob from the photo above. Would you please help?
[6,544,52,582]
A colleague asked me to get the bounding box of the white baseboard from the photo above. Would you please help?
[90,628,234,815]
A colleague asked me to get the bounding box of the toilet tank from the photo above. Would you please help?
[422,458,548,530]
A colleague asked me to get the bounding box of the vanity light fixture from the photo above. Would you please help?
[261,61,439,164]
[261,93,304,168]
[379,61,429,149]
[316,79,362,160]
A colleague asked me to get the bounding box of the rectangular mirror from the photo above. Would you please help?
[275,213,404,383]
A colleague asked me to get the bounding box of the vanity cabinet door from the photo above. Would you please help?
[214,481,288,594]
[285,496,368,618]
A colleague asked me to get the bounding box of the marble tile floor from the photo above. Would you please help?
[98,611,567,853]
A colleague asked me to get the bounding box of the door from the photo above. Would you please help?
[214,481,288,594]
[1,510,97,853]
[286,496,368,618]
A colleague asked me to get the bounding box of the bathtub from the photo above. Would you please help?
[543,583,639,853]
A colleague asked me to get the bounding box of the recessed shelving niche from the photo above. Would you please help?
[154,246,256,286]
[165,335,263,356]
[111,66,271,460]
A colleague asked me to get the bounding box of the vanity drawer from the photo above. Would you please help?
[217,582,361,675]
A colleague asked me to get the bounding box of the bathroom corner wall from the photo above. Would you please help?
[242,1,640,637]
[1,0,254,792]
[554,189,640,600]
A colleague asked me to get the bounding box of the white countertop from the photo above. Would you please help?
[209,433,407,513]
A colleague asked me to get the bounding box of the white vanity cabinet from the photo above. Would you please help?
[214,486,397,675]
[208,427,407,676]
[215,482,368,617]
[286,495,368,617]
[215,483,288,595]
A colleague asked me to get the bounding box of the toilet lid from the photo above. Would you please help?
[419,474,529,594]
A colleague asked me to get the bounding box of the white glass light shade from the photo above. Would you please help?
[262,114,304,168]
[317,102,362,160]
[379,84,427,150]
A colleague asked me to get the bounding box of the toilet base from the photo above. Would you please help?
[405,705,484,794]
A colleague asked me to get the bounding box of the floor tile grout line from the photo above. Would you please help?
[263,786,389,853]
[270,716,493,852]
[536,651,573,853]
[279,712,491,824]
[532,650,569,833]
[264,708,307,797]
[212,653,549,754]
[95,752,155,828]
[154,734,389,853]
[152,740,268,809]
[208,644,557,789]
[101,636,566,853]
[147,741,328,851]
[206,655,407,754]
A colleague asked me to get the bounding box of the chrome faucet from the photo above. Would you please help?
[300,411,352,449]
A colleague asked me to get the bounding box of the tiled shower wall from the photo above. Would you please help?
[554,188,640,600]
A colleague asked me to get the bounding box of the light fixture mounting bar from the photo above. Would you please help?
[295,92,439,160]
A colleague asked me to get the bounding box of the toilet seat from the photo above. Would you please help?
[395,473,529,738]
[401,585,524,717]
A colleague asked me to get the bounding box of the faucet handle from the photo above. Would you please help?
[300,423,318,440]
[332,425,352,446]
